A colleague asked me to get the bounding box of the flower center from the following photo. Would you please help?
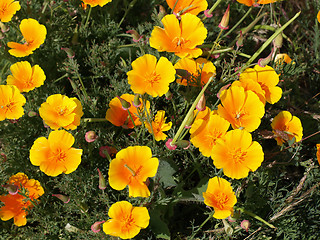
[50,149,67,162]
[145,71,161,86]
[121,213,135,231]
[213,192,229,209]
[172,37,189,49]
[56,106,69,116]
[1,101,16,113]
[230,148,247,164]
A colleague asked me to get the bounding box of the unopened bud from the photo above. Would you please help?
[184,111,194,129]
[52,194,70,203]
[258,48,275,67]
[196,94,206,111]
[97,168,107,190]
[0,22,9,33]
[3,184,18,195]
[117,96,131,110]
[273,32,283,49]
[218,5,230,30]
[175,140,190,149]
[158,5,166,21]
[61,47,75,58]
[85,131,98,143]
[165,91,173,100]
[241,219,250,232]
[236,31,244,48]
[91,221,105,233]
[132,94,141,107]
[126,30,143,43]
[28,111,37,117]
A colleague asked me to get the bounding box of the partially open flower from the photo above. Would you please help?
[145,110,172,141]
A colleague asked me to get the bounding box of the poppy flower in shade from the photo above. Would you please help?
[166,0,208,16]
[202,177,237,219]
[0,172,44,226]
[127,54,176,97]
[39,94,83,130]
[7,18,47,57]
[217,85,265,132]
[149,13,207,59]
[318,11,320,23]
[174,58,216,86]
[271,111,303,146]
[145,110,172,141]
[317,144,320,165]
[0,85,26,121]
[106,94,150,129]
[0,0,21,22]
[82,0,112,7]
[103,201,150,239]
[190,112,230,157]
[108,146,159,197]
[29,130,83,176]
[239,65,282,104]
[236,0,277,7]
[275,53,293,65]
[211,129,264,179]
[6,61,46,92]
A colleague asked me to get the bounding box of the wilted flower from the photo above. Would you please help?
[99,145,117,158]
[271,111,303,146]
[150,13,207,58]
[126,30,143,42]
[6,61,46,92]
[211,129,264,179]
[39,94,83,130]
[85,131,98,142]
[203,177,237,219]
[0,85,26,121]
[145,110,172,141]
[91,220,105,233]
[241,219,250,232]
[52,194,70,203]
[8,18,47,57]
[30,130,83,176]
[108,146,159,197]
[103,201,150,239]
[82,0,112,7]
[0,0,20,22]
[166,0,208,16]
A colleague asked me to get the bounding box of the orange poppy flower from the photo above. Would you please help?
[0,85,26,121]
[6,61,46,92]
[274,53,293,65]
[82,0,112,7]
[236,0,277,7]
[103,201,150,239]
[127,54,176,97]
[108,146,159,197]
[0,172,44,226]
[145,110,172,141]
[0,0,20,22]
[217,85,265,132]
[190,112,230,157]
[211,129,264,179]
[239,65,282,104]
[30,130,83,176]
[149,13,207,58]
[317,144,320,165]
[271,111,303,146]
[174,58,216,86]
[203,177,237,219]
[7,18,47,57]
[105,94,150,129]
[318,11,320,23]
[39,94,83,130]
[166,0,208,16]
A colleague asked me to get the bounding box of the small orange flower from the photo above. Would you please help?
[203,177,237,219]
[275,53,293,65]
[6,61,46,92]
[127,54,176,97]
[145,110,172,141]
[217,85,265,132]
[105,94,150,129]
[236,0,277,7]
[0,85,26,121]
[108,146,159,197]
[103,201,150,239]
[211,129,264,179]
[239,65,282,104]
[150,13,207,58]
[82,0,112,7]
[30,130,83,176]
[0,0,20,22]
[166,0,208,16]
[317,144,320,165]
[0,173,44,226]
[174,58,216,86]
[39,94,83,130]
[271,111,303,146]
[8,18,47,57]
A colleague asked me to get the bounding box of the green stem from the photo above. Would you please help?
[207,29,223,60]
[127,109,137,129]
[171,0,179,14]
[118,0,138,28]
[188,211,215,240]
[142,97,156,147]
[83,118,108,123]
[202,0,223,21]
[235,206,276,229]
[84,5,92,29]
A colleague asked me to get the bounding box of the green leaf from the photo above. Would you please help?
[149,209,171,240]
[157,159,178,188]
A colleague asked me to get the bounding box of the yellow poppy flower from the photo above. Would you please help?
[0,0,20,22]
[30,130,83,176]
[317,144,320,165]
[7,18,47,57]
[318,11,320,23]
[82,0,112,7]
[0,85,26,121]
[236,0,277,7]
[239,65,282,104]
[166,0,208,16]
[271,111,303,146]
[203,177,237,219]
[217,85,265,132]
[149,13,207,58]
[6,61,46,92]
[108,146,159,197]
[232,78,266,105]
[39,94,83,130]
[211,129,264,179]
[190,112,230,157]
[103,201,150,239]
[0,173,44,227]
[127,54,176,97]
[105,94,150,129]
[174,58,216,86]
[145,110,172,141]
[275,53,293,65]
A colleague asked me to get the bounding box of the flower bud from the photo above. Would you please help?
[0,22,9,33]
[117,96,131,110]
[258,48,275,67]
[97,168,107,190]
[52,194,70,203]
[165,138,177,150]
[218,5,230,30]
[158,5,167,21]
[165,90,173,100]
[217,84,231,99]
[184,111,194,129]
[132,94,141,107]
[196,94,206,111]
[28,111,38,117]
[175,140,190,149]
[61,47,75,59]
[236,31,244,48]
[85,131,98,143]
[241,219,250,232]
[273,32,283,49]
[126,30,143,43]
[3,184,18,195]
[91,221,105,233]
